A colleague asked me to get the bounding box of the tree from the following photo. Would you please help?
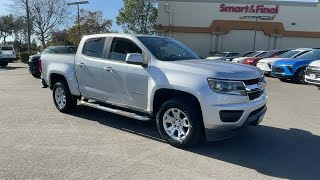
[116,0,157,34]
[49,29,73,46]
[68,9,112,45]
[11,0,69,48]
[0,15,24,42]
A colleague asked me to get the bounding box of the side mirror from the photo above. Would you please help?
[126,53,145,65]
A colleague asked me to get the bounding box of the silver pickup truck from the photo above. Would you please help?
[41,34,267,147]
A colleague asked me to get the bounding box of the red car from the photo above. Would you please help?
[242,50,289,66]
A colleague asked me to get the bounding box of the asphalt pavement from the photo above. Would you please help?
[0,63,319,179]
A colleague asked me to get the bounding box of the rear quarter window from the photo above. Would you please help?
[82,38,106,58]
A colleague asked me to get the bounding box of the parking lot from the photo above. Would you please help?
[1,62,320,179]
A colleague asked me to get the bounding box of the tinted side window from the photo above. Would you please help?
[109,38,142,61]
[82,38,106,58]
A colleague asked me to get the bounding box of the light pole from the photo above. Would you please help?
[26,0,31,55]
[67,1,89,43]
[240,15,274,51]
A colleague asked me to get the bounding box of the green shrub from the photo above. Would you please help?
[20,52,30,63]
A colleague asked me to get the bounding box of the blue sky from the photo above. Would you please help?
[0,0,124,32]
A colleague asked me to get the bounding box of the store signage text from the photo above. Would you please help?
[220,4,279,14]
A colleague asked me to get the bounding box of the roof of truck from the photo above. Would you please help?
[83,33,166,39]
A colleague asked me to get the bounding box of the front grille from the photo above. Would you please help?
[248,90,264,101]
[243,77,264,85]
[272,66,285,73]
[306,66,320,77]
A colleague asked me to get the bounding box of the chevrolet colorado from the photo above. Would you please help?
[41,34,267,147]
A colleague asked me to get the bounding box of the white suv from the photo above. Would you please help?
[0,44,17,67]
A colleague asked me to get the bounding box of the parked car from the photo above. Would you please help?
[305,60,320,88]
[42,46,78,54]
[28,54,41,78]
[257,48,313,76]
[41,34,267,148]
[242,50,289,66]
[272,50,320,83]
[225,51,254,61]
[232,51,268,63]
[0,44,16,67]
[206,52,239,61]
[28,46,78,78]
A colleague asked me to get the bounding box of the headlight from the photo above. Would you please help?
[208,79,247,96]
[286,65,293,73]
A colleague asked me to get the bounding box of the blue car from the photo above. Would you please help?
[272,50,320,83]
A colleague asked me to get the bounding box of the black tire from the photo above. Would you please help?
[294,67,307,84]
[156,99,204,148]
[31,73,41,78]
[52,81,77,113]
[0,62,8,68]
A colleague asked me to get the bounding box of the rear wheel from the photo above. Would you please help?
[0,62,8,68]
[52,81,77,113]
[156,99,203,148]
[294,67,306,84]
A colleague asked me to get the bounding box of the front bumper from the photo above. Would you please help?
[29,66,40,75]
[257,63,272,75]
[0,58,16,63]
[305,75,320,86]
[272,73,294,79]
[205,105,267,141]
[200,89,268,141]
[272,65,294,79]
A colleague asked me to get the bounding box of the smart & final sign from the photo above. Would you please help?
[220,4,280,14]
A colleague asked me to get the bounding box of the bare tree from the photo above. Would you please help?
[11,0,69,48]
[0,15,25,42]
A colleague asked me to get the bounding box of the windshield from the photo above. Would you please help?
[138,37,200,61]
[245,51,261,57]
[280,50,310,58]
[1,46,13,51]
[257,52,268,57]
[241,52,254,57]
[215,52,228,57]
[296,50,320,59]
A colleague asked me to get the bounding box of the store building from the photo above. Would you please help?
[156,0,320,57]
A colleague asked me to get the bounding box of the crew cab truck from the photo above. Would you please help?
[41,34,268,147]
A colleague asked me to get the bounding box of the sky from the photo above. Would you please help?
[0,0,318,39]
[0,0,124,32]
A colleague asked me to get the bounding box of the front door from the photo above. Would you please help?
[102,37,149,110]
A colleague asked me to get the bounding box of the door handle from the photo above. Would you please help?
[104,67,114,72]
[78,63,86,67]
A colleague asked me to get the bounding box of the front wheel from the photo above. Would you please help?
[52,81,77,113]
[156,99,204,148]
[294,68,307,84]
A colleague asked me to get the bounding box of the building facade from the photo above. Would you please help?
[156,0,320,57]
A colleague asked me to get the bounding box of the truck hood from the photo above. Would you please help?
[309,60,320,67]
[168,59,263,80]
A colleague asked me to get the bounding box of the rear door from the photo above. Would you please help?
[75,37,108,100]
[101,37,149,110]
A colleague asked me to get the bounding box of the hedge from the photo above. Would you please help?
[20,52,30,63]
